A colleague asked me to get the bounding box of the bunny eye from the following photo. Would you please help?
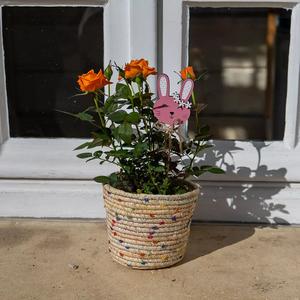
[154,103,168,110]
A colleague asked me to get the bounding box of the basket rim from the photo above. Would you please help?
[103,180,200,200]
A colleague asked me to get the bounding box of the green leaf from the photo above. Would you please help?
[109,173,118,186]
[192,165,225,175]
[93,150,103,158]
[73,142,91,151]
[94,176,110,184]
[56,110,94,123]
[153,165,165,173]
[116,83,131,99]
[117,68,125,80]
[77,152,93,159]
[90,128,112,147]
[88,137,110,148]
[108,110,128,123]
[107,150,129,158]
[104,95,119,113]
[125,112,140,124]
[207,167,225,174]
[195,125,211,141]
[104,63,113,80]
[76,112,94,122]
[133,142,148,157]
[112,127,121,141]
[118,123,132,144]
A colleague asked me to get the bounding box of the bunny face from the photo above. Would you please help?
[153,74,194,126]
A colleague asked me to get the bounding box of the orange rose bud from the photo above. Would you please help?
[124,59,156,79]
[180,66,196,80]
[77,69,112,92]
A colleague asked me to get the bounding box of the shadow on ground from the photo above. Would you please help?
[181,224,257,264]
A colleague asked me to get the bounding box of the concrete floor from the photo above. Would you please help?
[0,220,300,300]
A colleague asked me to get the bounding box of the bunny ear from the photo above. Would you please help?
[157,74,170,98]
[180,79,194,102]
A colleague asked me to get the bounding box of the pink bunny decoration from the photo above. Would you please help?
[153,73,194,126]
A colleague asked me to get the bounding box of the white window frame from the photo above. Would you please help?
[2,0,300,223]
[160,0,300,224]
[162,0,300,183]
[0,0,157,180]
[0,0,157,218]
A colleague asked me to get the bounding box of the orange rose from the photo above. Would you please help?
[180,66,196,80]
[124,59,156,79]
[136,59,157,78]
[77,69,112,92]
[124,63,142,79]
[141,64,157,78]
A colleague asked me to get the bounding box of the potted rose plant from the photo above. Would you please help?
[72,59,224,269]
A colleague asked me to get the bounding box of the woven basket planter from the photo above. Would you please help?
[103,181,200,269]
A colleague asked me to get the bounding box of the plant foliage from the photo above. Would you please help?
[71,60,224,195]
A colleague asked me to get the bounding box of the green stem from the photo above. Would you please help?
[185,141,200,176]
[195,109,200,133]
[125,82,141,139]
[94,93,105,127]
[137,82,143,107]
[191,91,200,132]
[138,82,152,143]
[149,118,154,151]
[166,130,172,175]
[98,156,121,168]
[147,162,159,193]
[135,125,141,139]
[191,91,196,106]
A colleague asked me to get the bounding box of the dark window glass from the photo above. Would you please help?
[3,7,103,138]
[189,8,291,140]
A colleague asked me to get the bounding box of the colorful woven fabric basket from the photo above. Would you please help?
[103,181,200,269]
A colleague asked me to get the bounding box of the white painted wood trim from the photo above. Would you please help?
[0,179,105,218]
[162,0,182,88]
[1,179,299,224]
[0,7,9,144]
[129,0,157,91]
[284,3,300,148]
[1,138,300,182]
[0,138,119,179]
[104,0,130,81]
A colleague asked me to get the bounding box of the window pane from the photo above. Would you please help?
[3,6,103,138]
[189,8,291,140]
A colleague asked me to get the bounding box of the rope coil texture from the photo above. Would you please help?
[103,182,200,269]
